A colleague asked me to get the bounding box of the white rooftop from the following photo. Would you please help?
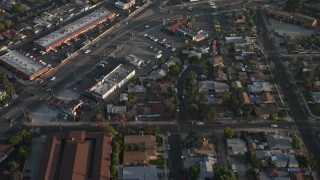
[0,50,47,76]
[90,64,135,96]
[34,8,114,49]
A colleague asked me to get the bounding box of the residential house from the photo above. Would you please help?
[238,92,250,104]
[255,104,277,119]
[148,69,166,81]
[198,81,230,94]
[258,92,275,104]
[270,150,299,168]
[106,105,127,114]
[248,82,271,93]
[231,81,242,89]
[232,11,247,26]
[227,138,248,155]
[1,29,18,41]
[15,23,32,32]
[128,85,147,93]
[199,157,217,180]
[208,55,224,67]
[213,66,227,81]
[250,73,271,82]
[266,134,292,150]
[191,139,215,156]
[123,135,157,165]
[120,93,128,102]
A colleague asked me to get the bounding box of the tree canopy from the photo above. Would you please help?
[200,106,217,121]
[188,163,200,180]
[215,168,236,180]
[291,134,302,149]
[101,125,116,136]
[11,3,28,13]
[224,127,234,138]
[285,0,302,13]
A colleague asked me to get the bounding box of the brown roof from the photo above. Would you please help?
[239,92,250,104]
[0,142,13,160]
[123,151,149,165]
[209,56,224,67]
[192,139,215,155]
[124,135,156,148]
[263,92,275,103]
[123,135,157,165]
[38,131,112,180]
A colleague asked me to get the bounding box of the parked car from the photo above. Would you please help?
[50,77,56,81]
[270,124,278,128]
[84,49,91,54]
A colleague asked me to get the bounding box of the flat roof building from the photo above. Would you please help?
[0,50,49,80]
[88,64,135,99]
[34,8,115,51]
[118,165,158,180]
[38,131,112,180]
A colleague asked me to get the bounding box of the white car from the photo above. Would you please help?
[270,124,278,128]
[196,121,204,125]
[85,49,91,54]
[50,77,56,81]
[145,25,150,28]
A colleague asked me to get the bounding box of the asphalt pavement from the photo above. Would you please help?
[257,8,320,172]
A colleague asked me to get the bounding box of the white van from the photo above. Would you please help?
[155,53,162,59]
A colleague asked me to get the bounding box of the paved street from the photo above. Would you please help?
[257,8,320,171]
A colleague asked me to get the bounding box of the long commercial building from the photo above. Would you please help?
[0,50,49,80]
[34,8,115,51]
[88,64,135,99]
[38,131,112,180]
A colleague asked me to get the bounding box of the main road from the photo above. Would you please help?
[257,8,320,171]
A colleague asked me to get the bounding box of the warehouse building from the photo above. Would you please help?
[34,8,115,51]
[88,64,135,99]
[0,50,49,80]
[35,131,113,180]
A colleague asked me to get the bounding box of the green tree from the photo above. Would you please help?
[11,3,28,13]
[158,58,166,64]
[286,0,302,13]
[169,64,180,76]
[188,163,200,180]
[215,168,236,180]
[200,106,217,121]
[7,161,21,180]
[101,125,116,136]
[224,127,234,138]
[292,134,302,149]
[269,112,278,121]
[188,103,199,114]
[250,154,261,168]
[14,16,22,23]
[189,56,199,64]
[95,111,104,122]
[10,129,32,147]
[18,146,31,159]
[4,20,13,29]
